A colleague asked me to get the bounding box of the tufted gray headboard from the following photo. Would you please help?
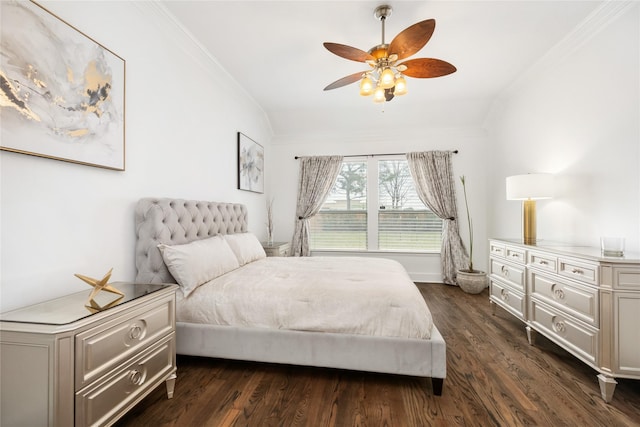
[135,198,248,284]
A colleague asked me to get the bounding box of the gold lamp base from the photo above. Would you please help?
[523,199,537,245]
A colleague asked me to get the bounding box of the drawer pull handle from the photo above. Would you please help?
[501,265,509,277]
[129,369,145,386]
[553,321,566,333]
[129,325,143,340]
[510,253,520,259]
[500,289,509,301]
[554,289,565,300]
[571,268,584,275]
[539,260,548,265]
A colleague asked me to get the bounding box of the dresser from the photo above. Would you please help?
[489,238,640,402]
[0,282,178,426]
[261,241,290,257]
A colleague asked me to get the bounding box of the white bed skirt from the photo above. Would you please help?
[176,321,446,380]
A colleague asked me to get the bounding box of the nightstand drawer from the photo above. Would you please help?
[559,257,598,286]
[529,300,597,364]
[490,259,525,291]
[529,270,598,326]
[76,333,176,427]
[262,242,290,257]
[490,278,526,320]
[75,296,175,389]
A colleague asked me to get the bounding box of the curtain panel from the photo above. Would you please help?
[406,151,468,285]
[290,155,343,256]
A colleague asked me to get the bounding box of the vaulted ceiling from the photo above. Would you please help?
[161,1,602,136]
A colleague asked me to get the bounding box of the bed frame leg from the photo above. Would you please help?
[432,378,444,396]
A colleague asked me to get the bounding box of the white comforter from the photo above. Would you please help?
[175,256,433,339]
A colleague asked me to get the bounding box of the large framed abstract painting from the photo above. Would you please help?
[237,132,264,193]
[0,0,126,170]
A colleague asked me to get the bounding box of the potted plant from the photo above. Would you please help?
[457,175,487,294]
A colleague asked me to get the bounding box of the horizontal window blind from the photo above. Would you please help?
[378,210,442,250]
[309,211,367,250]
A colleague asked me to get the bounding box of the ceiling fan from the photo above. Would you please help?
[323,5,456,103]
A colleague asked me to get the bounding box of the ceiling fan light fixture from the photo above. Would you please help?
[322,4,456,103]
[394,75,407,96]
[359,75,374,96]
[373,86,386,103]
[380,67,396,89]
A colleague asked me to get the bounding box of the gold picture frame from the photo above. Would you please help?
[0,0,126,170]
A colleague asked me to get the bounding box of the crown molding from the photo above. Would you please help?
[503,0,635,99]
[483,0,636,129]
[131,1,273,134]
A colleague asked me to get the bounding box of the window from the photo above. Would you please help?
[310,157,443,252]
[309,161,367,250]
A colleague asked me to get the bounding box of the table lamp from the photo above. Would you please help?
[506,173,554,245]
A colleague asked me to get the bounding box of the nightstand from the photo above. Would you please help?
[262,241,290,257]
[0,282,178,426]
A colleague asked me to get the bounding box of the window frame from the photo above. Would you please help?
[310,155,442,254]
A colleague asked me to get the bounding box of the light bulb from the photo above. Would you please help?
[394,76,407,96]
[359,76,373,96]
[373,86,386,103]
[380,68,395,89]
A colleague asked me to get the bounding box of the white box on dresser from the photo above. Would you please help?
[0,282,178,427]
[489,238,640,403]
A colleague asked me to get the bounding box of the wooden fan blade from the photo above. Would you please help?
[324,42,375,63]
[400,58,457,78]
[324,71,367,91]
[388,19,435,61]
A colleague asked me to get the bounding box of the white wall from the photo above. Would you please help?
[0,1,272,311]
[269,127,490,282]
[486,3,640,254]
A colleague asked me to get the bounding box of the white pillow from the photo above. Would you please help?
[224,233,267,266]
[158,236,239,297]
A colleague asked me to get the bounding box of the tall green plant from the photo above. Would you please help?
[460,175,476,272]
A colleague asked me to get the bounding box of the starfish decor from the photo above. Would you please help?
[74,268,124,311]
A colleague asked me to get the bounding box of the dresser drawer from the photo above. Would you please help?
[558,257,598,286]
[490,278,526,320]
[529,300,597,364]
[606,265,640,290]
[528,251,558,273]
[489,241,506,258]
[505,245,526,264]
[490,259,525,292]
[529,271,598,327]
[76,333,176,427]
[75,296,175,389]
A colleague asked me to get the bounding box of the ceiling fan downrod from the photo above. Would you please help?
[374,5,392,45]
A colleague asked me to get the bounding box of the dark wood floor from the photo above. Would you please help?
[116,283,640,426]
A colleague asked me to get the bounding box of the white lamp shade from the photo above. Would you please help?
[506,173,554,200]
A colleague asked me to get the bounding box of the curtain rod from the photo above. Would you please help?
[294,150,458,160]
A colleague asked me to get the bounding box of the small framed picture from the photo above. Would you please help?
[237,132,264,193]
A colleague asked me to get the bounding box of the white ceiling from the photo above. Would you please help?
[161,1,602,136]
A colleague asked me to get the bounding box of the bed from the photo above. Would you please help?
[134,197,446,395]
